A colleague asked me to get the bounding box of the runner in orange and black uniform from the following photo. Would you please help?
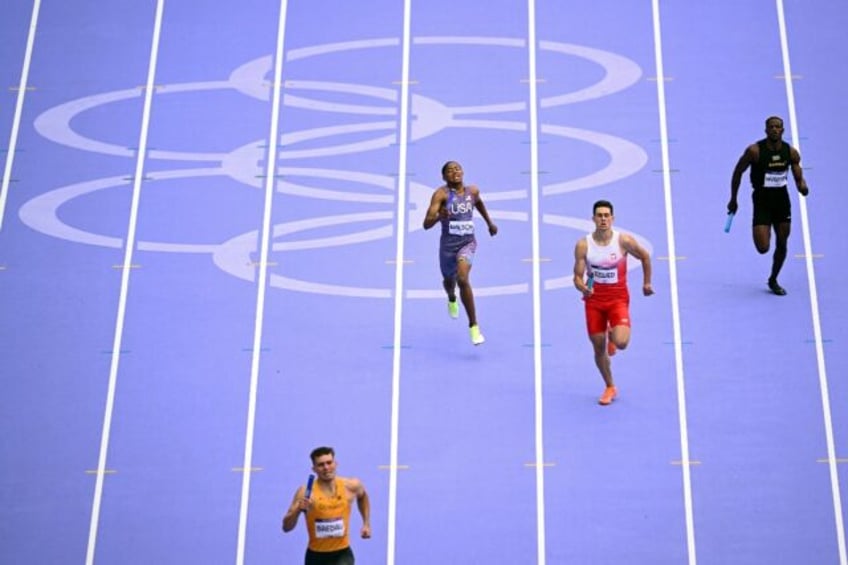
[573,200,653,405]
[282,447,371,565]
[728,116,810,295]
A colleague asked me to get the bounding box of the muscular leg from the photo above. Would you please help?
[609,324,631,351]
[590,333,613,387]
[753,224,771,254]
[770,221,791,281]
[442,276,457,302]
[456,258,477,326]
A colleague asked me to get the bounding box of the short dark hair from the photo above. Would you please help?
[441,161,459,176]
[765,116,783,128]
[593,199,613,215]
[310,446,335,463]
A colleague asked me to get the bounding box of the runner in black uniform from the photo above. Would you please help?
[728,116,810,295]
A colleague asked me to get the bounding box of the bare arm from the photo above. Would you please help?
[347,478,371,539]
[471,186,498,236]
[423,187,447,230]
[573,238,591,296]
[729,144,757,213]
[282,486,308,533]
[790,147,809,196]
[620,234,654,296]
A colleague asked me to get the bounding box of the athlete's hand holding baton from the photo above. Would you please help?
[296,474,315,514]
[725,199,738,233]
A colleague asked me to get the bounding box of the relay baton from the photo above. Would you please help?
[586,274,594,291]
[724,212,735,233]
[305,474,315,499]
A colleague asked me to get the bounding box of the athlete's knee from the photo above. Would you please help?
[753,226,771,253]
[753,238,770,253]
[610,331,630,350]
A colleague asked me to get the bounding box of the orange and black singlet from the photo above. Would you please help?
[305,478,351,553]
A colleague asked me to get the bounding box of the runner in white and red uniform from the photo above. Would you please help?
[584,228,630,328]
[573,200,654,405]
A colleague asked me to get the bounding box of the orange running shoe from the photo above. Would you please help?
[607,329,616,357]
[599,386,617,406]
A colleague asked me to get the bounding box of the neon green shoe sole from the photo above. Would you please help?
[448,300,459,319]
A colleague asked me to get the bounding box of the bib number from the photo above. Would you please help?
[763,170,788,188]
[448,220,474,236]
[590,266,618,284]
[315,518,345,539]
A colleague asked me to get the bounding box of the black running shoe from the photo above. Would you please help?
[768,278,787,296]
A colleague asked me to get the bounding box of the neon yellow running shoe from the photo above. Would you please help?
[448,300,459,319]
[469,324,485,345]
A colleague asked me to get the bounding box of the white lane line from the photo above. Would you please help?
[85,1,165,563]
[775,2,846,563]
[235,1,290,564]
[386,0,413,563]
[525,1,547,564]
[650,2,697,564]
[0,0,42,232]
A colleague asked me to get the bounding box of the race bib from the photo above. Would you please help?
[590,266,619,285]
[315,518,345,539]
[763,170,788,188]
[448,220,474,236]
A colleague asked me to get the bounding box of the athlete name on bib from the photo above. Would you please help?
[590,266,618,284]
[315,518,345,538]
[763,170,788,188]
[448,220,474,236]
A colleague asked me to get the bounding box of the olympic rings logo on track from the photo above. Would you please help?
[20,36,653,298]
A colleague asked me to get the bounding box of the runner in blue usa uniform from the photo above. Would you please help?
[423,161,498,345]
